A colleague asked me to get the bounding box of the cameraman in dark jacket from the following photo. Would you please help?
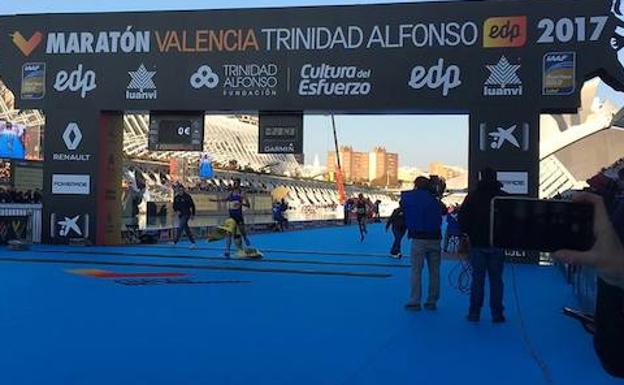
[458,168,507,323]
[402,177,443,311]
[172,185,197,248]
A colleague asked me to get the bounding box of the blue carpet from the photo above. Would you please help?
[0,224,619,385]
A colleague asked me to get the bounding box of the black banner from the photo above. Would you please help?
[0,0,621,113]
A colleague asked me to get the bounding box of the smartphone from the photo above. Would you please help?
[490,197,594,252]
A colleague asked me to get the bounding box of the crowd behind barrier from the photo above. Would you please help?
[123,166,398,222]
[0,187,42,204]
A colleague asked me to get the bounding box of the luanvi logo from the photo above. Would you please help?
[126,64,157,100]
[11,31,43,56]
[483,16,527,48]
[483,56,522,96]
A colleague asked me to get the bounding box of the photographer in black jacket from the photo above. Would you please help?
[458,168,508,323]
[554,192,624,378]
[172,185,197,249]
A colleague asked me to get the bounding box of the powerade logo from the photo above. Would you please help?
[483,16,527,48]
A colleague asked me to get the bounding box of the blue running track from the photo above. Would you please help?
[0,224,619,385]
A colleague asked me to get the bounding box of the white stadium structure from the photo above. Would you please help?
[539,78,624,198]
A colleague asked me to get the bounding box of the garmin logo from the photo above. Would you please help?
[263,143,296,153]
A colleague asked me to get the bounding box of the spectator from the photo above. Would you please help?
[553,192,624,378]
[386,204,406,258]
[33,189,42,204]
[172,185,197,248]
[374,199,382,223]
[402,177,443,311]
[458,167,507,323]
[343,198,353,225]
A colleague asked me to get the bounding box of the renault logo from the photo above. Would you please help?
[62,122,82,151]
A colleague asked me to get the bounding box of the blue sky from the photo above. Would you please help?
[0,0,468,169]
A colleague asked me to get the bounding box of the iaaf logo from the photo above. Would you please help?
[483,56,523,96]
[543,52,576,96]
[53,64,97,98]
[11,31,43,56]
[126,64,157,100]
[408,58,461,96]
[298,64,371,97]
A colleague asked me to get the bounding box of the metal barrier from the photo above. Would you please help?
[0,204,43,243]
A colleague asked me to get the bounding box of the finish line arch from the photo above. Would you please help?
[0,0,622,244]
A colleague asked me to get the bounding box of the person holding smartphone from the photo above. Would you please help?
[553,192,624,378]
[458,168,508,323]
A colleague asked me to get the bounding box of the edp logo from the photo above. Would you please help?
[53,64,97,98]
[489,20,521,43]
[408,58,461,96]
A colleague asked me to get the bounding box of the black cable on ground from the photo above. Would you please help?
[511,264,555,385]
[448,253,472,295]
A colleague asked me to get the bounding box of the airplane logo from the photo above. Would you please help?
[11,31,43,56]
[479,122,530,151]
[58,216,82,237]
[489,125,520,149]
